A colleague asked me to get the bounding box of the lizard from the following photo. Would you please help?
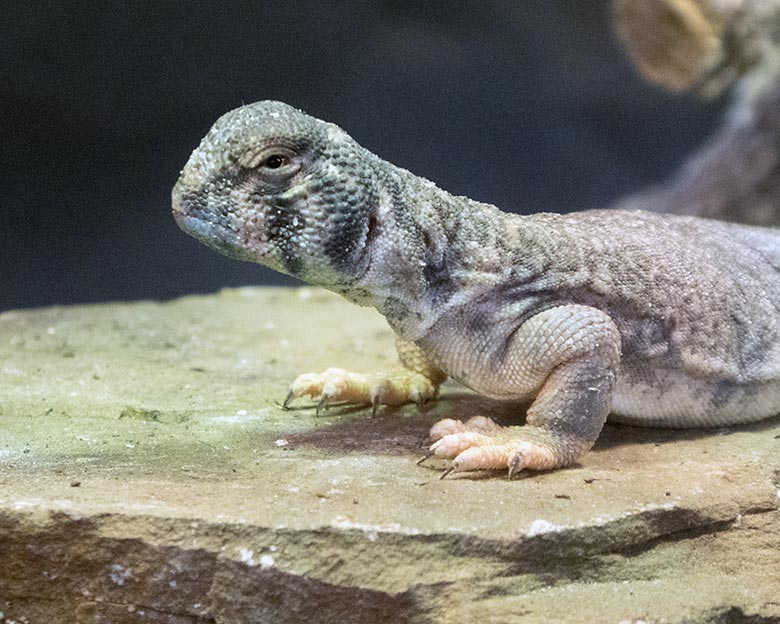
[171,100,780,478]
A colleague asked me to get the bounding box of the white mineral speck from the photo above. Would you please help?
[275,439,289,447]
[239,549,255,565]
[527,519,564,536]
[236,409,248,416]
[260,554,274,569]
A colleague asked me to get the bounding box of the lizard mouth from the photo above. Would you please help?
[172,193,264,262]
[173,211,240,258]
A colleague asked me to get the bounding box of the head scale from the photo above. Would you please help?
[172,101,378,286]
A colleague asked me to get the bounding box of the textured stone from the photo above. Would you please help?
[0,288,778,623]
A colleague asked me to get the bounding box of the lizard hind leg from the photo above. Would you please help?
[427,305,621,478]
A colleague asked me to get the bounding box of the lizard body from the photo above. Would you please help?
[172,101,780,476]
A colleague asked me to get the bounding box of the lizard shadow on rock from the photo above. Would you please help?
[594,412,780,451]
[283,391,780,457]
[282,391,521,456]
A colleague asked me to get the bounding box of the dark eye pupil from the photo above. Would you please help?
[265,154,285,169]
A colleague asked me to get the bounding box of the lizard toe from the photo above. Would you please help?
[430,431,496,459]
[429,415,500,442]
[285,368,440,415]
[450,445,512,474]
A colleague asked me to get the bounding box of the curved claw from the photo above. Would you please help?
[282,390,294,410]
[416,451,435,466]
[439,466,455,480]
[508,453,527,480]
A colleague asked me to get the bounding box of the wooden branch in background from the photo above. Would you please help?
[612,0,780,226]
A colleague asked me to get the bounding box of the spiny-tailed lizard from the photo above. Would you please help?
[172,101,780,478]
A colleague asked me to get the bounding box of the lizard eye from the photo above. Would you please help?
[262,154,288,169]
[241,147,301,177]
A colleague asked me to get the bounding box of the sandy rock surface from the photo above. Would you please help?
[0,288,778,623]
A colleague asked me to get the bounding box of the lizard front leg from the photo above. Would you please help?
[284,337,447,415]
[428,305,621,477]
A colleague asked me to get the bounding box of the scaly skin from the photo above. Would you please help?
[172,101,780,478]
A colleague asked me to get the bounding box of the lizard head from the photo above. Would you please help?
[172,101,378,287]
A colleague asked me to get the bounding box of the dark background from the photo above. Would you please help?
[3,1,725,311]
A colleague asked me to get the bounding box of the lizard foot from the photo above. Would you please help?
[284,368,439,416]
[427,417,572,478]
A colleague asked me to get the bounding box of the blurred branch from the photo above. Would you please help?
[612,0,780,226]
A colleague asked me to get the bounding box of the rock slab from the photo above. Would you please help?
[0,288,778,623]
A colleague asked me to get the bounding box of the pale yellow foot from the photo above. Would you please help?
[283,367,439,416]
[427,416,582,478]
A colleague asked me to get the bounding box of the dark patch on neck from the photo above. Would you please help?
[323,183,376,275]
[266,199,303,276]
[421,230,456,306]
[324,215,364,271]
